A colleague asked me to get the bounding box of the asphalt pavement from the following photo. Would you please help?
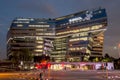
[0,70,120,80]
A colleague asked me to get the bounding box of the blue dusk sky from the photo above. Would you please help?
[0,0,120,59]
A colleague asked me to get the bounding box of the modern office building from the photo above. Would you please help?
[7,8,107,62]
[54,8,107,62]
[7,18,56,62]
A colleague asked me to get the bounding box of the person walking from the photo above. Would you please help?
[39,72,44,80]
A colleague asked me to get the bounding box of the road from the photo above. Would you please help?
[0,70,40,80]
[45,70,120,80]
[1,70,120,80]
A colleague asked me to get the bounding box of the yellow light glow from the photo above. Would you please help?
[34,49,43,52]
[36,45,43,48]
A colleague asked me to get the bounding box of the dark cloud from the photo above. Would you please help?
[0,17,8,23]
[0,18,9,35]
[17,1,58,17]
[0,17,10,59]
[0,25,7,59]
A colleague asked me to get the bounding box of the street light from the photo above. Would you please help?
[113,43,120,58]
[118,43,120,58]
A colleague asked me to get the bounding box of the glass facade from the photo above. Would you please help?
[7,18,55,61]
[54,8,107,62]
[7,8,107,62]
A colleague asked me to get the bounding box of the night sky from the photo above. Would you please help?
[0,0,120,60]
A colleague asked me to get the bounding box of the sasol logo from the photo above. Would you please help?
[69,11,93,23]
[69,17,83,22]
[85,11,93,20]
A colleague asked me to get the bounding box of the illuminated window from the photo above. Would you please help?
[36,37,43,40]
[34,49,43,52]
[36,45,43,48]
[69,38,79,41]
[36,29,44,31]
[79,37,88,40]
[57,51,61,53]
[80,32,88,36]
[70,37,88,42]
[80,27,90,32]
[89,37,93,42]
[76,48,80,50]
[69,48,75,51]
[98,36,103,40]
[36,41,43,43]
[44,33,55,35]
[56,48,62,50]
[91,25,102,30]
[86,49,91,54]
[72,34,79,37]
[36,33,43,35]
[72,29,79,33]
[17,24,23,27]
[93,48,102,50]
[29,25,49,27]
[57,30,71,35]
[14,21,29,23]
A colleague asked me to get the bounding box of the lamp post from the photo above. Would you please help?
[114,43,120,58]
[118,43,120,58]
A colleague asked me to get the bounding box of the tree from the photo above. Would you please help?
[104,53,110,58]
[102,53,114,62]
[40,54,50,62]
[11,49,33,63]
[20,49,33,61]
[93,57,99,62]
